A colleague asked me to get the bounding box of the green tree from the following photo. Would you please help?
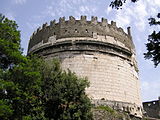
[8,56,46,119]
[0,14,25,119]
[110,0,160,67]
[41,59,92,120]
[0,14,25,70]
[110,0,138,9]
[0,69,15,120]
[0,56,46,120]
[144,14,160,67]
[1,57,92,120]
[0,14,92,120]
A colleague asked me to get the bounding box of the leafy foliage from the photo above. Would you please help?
[144,14,160,67]
[96,105,115,114]
[0,56,45,120]
[0,14,92,119]
[0,76,15,120]
[41,59,92,120]
[9,56,46,119]
[0,14,25,70]
[0,57,92,120]
[110,0,138,9]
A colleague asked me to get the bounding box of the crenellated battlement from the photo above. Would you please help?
[28,16,135,53]
[27,16,142,118]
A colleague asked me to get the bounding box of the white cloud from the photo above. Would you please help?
[116,13,131,28]
[106,0,160,32]
[146,0,160,9]
[133,1,147,31]
[106,7,112,15]
[45,6,56,17]
[141,79,160,101]
[79,6,89,13]
[113,0,147,31]
[39,0,98,22]
[14,0,26,5]
[78,5,96,16]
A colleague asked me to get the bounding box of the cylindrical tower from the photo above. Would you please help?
[28,16,142,117]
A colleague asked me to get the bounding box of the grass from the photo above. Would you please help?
[95,105,115,114]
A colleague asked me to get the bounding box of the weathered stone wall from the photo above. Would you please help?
[45,49,142,117]
[93,99,142,117]
[57,52,140,104]
[28,16,134,53]
[27,16,142,118]
[92,107,142,120]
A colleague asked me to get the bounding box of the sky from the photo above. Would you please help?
[1,0,160,102]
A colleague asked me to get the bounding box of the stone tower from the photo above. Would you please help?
[28,16,142,117]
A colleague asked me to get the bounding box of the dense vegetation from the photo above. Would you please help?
[0,14,92,120]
